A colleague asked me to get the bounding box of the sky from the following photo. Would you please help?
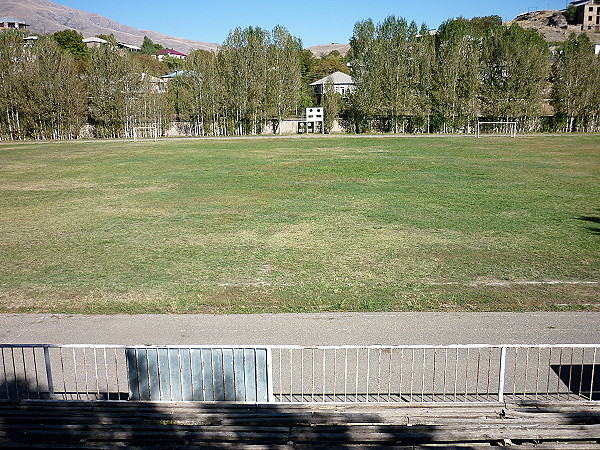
[57,0,570,48]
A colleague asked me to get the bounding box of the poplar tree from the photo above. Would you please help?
[269,26,302,133]
[219,27,271,135]
[480,23,549,128]
[432,18,481,133]
[0,31,26,139]
[22,37,86,139]
[178,49,223,135]
[552,33,599,132]
[350,16,413,132]
[408,23,435,132]
[88,44,140,138]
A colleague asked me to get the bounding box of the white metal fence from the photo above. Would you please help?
[1,344,598,403]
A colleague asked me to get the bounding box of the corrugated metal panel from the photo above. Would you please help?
[126,347,269,402]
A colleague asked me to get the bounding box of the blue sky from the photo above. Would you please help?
[57,0,569,47]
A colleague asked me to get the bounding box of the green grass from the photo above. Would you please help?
[0,135,598,313]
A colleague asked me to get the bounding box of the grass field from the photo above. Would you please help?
[0,135,598,314]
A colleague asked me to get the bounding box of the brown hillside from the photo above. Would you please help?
[0,0,219,53]
[506,9,600,43]
[307,43,351,57]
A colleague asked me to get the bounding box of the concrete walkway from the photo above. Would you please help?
[0,312,598,345]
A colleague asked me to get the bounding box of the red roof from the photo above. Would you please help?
[158,48,187,57]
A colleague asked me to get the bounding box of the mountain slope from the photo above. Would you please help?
[506,9,600,43]
[0,0,219,53]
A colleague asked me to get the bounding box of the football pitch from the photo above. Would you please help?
[0,135,598,313]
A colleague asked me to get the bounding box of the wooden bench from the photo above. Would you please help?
[0,401,598,448]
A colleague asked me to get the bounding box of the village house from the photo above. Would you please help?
[570,0,600,32]
[310,71,355,98]
[83,36,108,48]
[0,18,29,32]
[158,48,187,60]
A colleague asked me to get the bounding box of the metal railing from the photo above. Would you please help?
[1,344,598,403]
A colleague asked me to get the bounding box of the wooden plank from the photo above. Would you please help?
[289,423,600,443]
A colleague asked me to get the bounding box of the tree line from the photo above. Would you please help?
[349,15,600,133]
[0,15,599,140]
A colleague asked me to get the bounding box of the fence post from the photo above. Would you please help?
[498,347,507,403]
[43,347,54,400]
[266,348,274,403]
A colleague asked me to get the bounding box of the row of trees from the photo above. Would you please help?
[349,16,600,133]
[1,16,599,140]
[174,26,302,136]
[0,31,172,140]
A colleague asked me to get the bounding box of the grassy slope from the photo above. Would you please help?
[0,136,598,313]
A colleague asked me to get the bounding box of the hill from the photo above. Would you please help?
[506,9,600,43]
[0,0,219,53]
[306,43,351,57]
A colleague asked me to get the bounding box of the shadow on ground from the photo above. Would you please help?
[577,211,600,235]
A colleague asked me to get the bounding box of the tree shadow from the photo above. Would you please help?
[0,375,447,448]
[576,211,600,235]
[2,374,598,448]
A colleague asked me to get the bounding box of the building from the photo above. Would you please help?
[310,71,355,97]
[570,0,600,32]
[158,49,187,60]
[83,37,108,48]
[0,18,29,32]
[118,42,141,51]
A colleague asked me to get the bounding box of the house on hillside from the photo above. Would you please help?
[0,18,29,32]
[158,49,187,60]
[118,41,141,51]
[310,71,355,98]
[570,0,600,32]
[83,36,108,48]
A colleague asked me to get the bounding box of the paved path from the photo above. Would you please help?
[0,312,598,345]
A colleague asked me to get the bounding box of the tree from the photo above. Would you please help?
[348,18,377,132]
[431,18,481,132]
[87,45,140,138]
[177,49,223,136]
[21,37,86,139]
[564,5,579,25]
[480,23,550,126]
[140,36,162,55]
[96,34,117,45]
[322,76,343,133]
[269,25,302,133]
[314,50,351,79]
[52,29,88,58]
[409,24,435,132]
[551,33,599,131]
[0,30,27,139]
